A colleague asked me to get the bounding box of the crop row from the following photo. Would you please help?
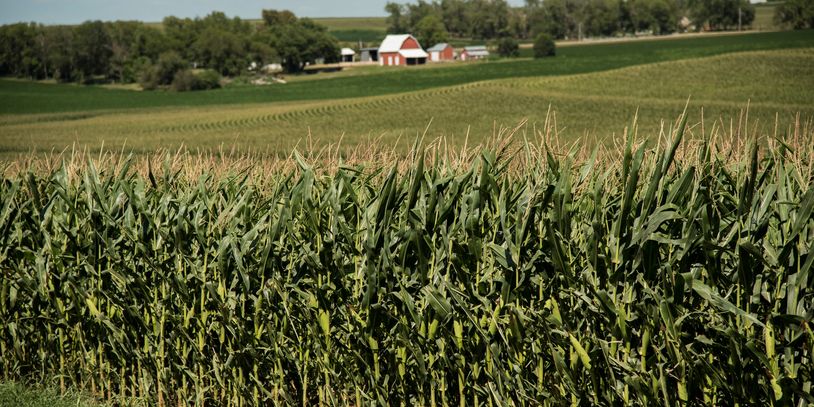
[0,117,812,405]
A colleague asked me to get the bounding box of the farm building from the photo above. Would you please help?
[461,46,490,61]
[341,48,356,63]
[427,43,454,62]
[360,47,379,62]
[378,34,428,66]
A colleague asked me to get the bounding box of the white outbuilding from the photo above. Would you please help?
[341,48,356,63]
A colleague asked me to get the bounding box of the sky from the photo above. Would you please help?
[0,0,526,25]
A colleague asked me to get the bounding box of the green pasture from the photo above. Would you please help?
[1,30,812,116]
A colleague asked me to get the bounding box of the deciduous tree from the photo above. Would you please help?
[259,10,340,73]
[497,36,520,57]
[73,21,112,82]
[775,0,814,29]
[414,15,449,48]
[385,3,407,33]
[689,0,754,30]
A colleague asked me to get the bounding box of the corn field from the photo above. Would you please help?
[1,115,813,406]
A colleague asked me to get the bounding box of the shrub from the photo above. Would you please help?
[496,37,520,58]
[171,69,197,91]
[138,66,160,90]
[127,56,152,85]
[196,69,222,89]
[533,33,556,58]
[171,69,221,92]
[155,51,187,85]
[139,52,188,91]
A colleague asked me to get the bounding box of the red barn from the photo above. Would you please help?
[378,34,429,66]
[427,43,454,62]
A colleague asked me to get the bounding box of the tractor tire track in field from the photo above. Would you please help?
[146,81,487,136]
[141,56,700,137]
[135,48,814,137]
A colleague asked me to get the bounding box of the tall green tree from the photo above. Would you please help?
[440,0,469,37]
[775,0,814,29]
[258,10,339,73]
[689,0,754,30]
[162,16,199,60]
[645,0,679,34]
[406,0,440,31]
[262,9,298,26]
[193,28,250,76]
[466,0,510,39]
[73,21,112,81]
[106,21,166,82]
[414,15,449,48]
[0,23,47,79]
[385,2,407,33]
[43,26,76,82]
[527,0,580,39]
[507,7,530,38]
[579,0,621,37]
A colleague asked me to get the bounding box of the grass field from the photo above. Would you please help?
[0,383,99,407]
[1,30,811,116]
[1,46,812,156]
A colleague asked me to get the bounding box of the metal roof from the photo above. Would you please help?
[427,43,450,52]
[379,34,419,53]
[463,45,489,56]
[398,48,429,59]
[341,48,356,56]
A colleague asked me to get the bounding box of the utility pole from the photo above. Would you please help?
[738,7,742,31]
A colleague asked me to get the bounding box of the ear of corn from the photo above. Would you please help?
[0,115,813,406]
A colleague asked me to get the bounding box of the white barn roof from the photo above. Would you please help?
[379,34,416,53]
[341,48,356,56]
[398,48,429,58]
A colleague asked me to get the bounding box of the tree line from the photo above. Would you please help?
[774,0,814,30]
[1,2,811,89]
[0,10,340,89]
[385,0,768,42]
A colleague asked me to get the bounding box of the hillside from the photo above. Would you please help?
[2,47,812,156]
[1,30,811,116]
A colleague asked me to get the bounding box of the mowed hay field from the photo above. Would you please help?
[2,47,813,155]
